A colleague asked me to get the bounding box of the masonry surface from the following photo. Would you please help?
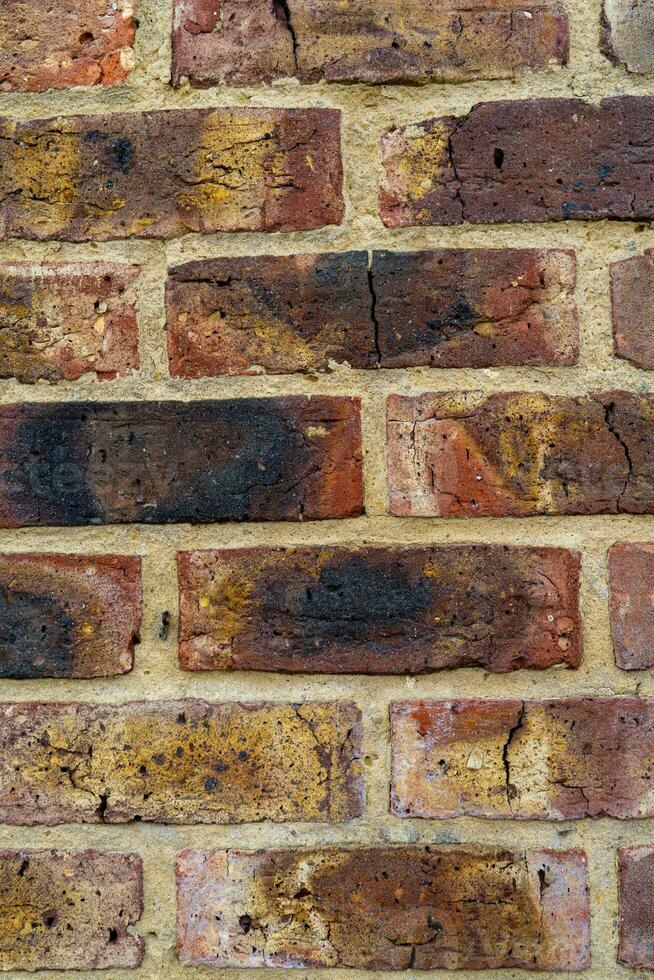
[2,0,654,977]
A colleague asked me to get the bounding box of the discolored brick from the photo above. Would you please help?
[0,108,343,241]
[610,250,654,369]
[619,846,654,968]
[387,390,654,517]
[601,0,654,73]
[609,543,654,669]
[0,397,362,526]
[0,553,141,679]
[0,262,139,383]
[0,0,135,93]
[178,545,581,674]
[172,0,568,88]
[0,700,363,825]
[380,97,654,226]
[166,248,578,376]
[392,698,654,819]
[176,846,589,970]
[0,849,143,970]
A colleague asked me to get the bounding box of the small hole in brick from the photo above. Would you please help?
[108,928,118,943]
[79,31,94,44]
[239,915,252,934]
[493,147,504,169]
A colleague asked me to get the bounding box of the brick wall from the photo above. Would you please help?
[1,0,654,976]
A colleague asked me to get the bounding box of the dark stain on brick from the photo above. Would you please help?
[0,586,75,678]
[109,137,135,173]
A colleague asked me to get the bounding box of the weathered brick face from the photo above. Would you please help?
[618,846,654,968]
[609,543,654,669]
[0,263,139,382]
[392,699,654,819]
[0,553,141,678]
[166,248,578,375]
[0,850,143,970]
[602,0,654,72]
[178,545,580,673]
[0,700,363,824]
[176,847,590,970]
[0,397,362,525]
[172,0,569,87]
[387,391,654,517]
[610,250,654,369]
[0,0,135,92]
[0,108,343,240]
[381,97,654,226]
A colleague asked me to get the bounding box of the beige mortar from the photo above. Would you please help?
[1,0,653,976]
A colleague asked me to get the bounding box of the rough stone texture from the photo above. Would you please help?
[0,0,135,93]
[601,0,654,72]
[178,545,581,674]
[387,390,654,517]
[0,262,139,383]
[176,846,590,970]
[609,543,654,670]
[380,97,654,226]
[0,553,141,678]
[171,0,569,88]
[166,248,578,376]
[0,397,362,526]
[0,700,363,825]
[610,250,654,369]
[618,846,654,968]
[0,108,343,241]
[0,849,143,970]
[392,698,654,819]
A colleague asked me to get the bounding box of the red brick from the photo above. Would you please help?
[166,248,578,376]
[176,846,589,970]
[610,250,654,369]
[0,700,363,825]
[387,390,654,517]
[0,108,343,241]
[0,553,141,678]
[609,543,654,669]
[380,97,654,226]
[172,0,568,87]
[0,262,139,383]
[0,397,362,526]
[601,0,654,72]
[178,545,581,674]
[0,0,135,92]
[392,698,654,819]
[0,849,143,970]
[619,846,654,968]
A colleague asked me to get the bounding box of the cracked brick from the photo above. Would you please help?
[0,397,362,526]
[0,108,343,241]
[0,262,139,383]
[176,846,589,970]
[166,248,578,376]
[387,390,654,517]
[178,545,581,674]
[0,0,135,92]
[391,698,654,819]
[171,0,568,87]
[380,97,654,226]
[0,700,363,825]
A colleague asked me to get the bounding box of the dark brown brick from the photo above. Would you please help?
[0,0,135,92]
[611,250,654,369]
[619,846,654,968]
[176,846,590,970]
[166,248,578,376]
[0,262,139,383]
[0,397,362,526]
[0,553,141,678]
[172,0,568,87]
[0,849,143,970]
[392,698,654,819]
[0,700,363,825]
[609,543,654,669]
[0,108,343,241]
[601,0,654,73]
[387,390,654,517]
[380,97,654,226]
[178,545,581,674]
